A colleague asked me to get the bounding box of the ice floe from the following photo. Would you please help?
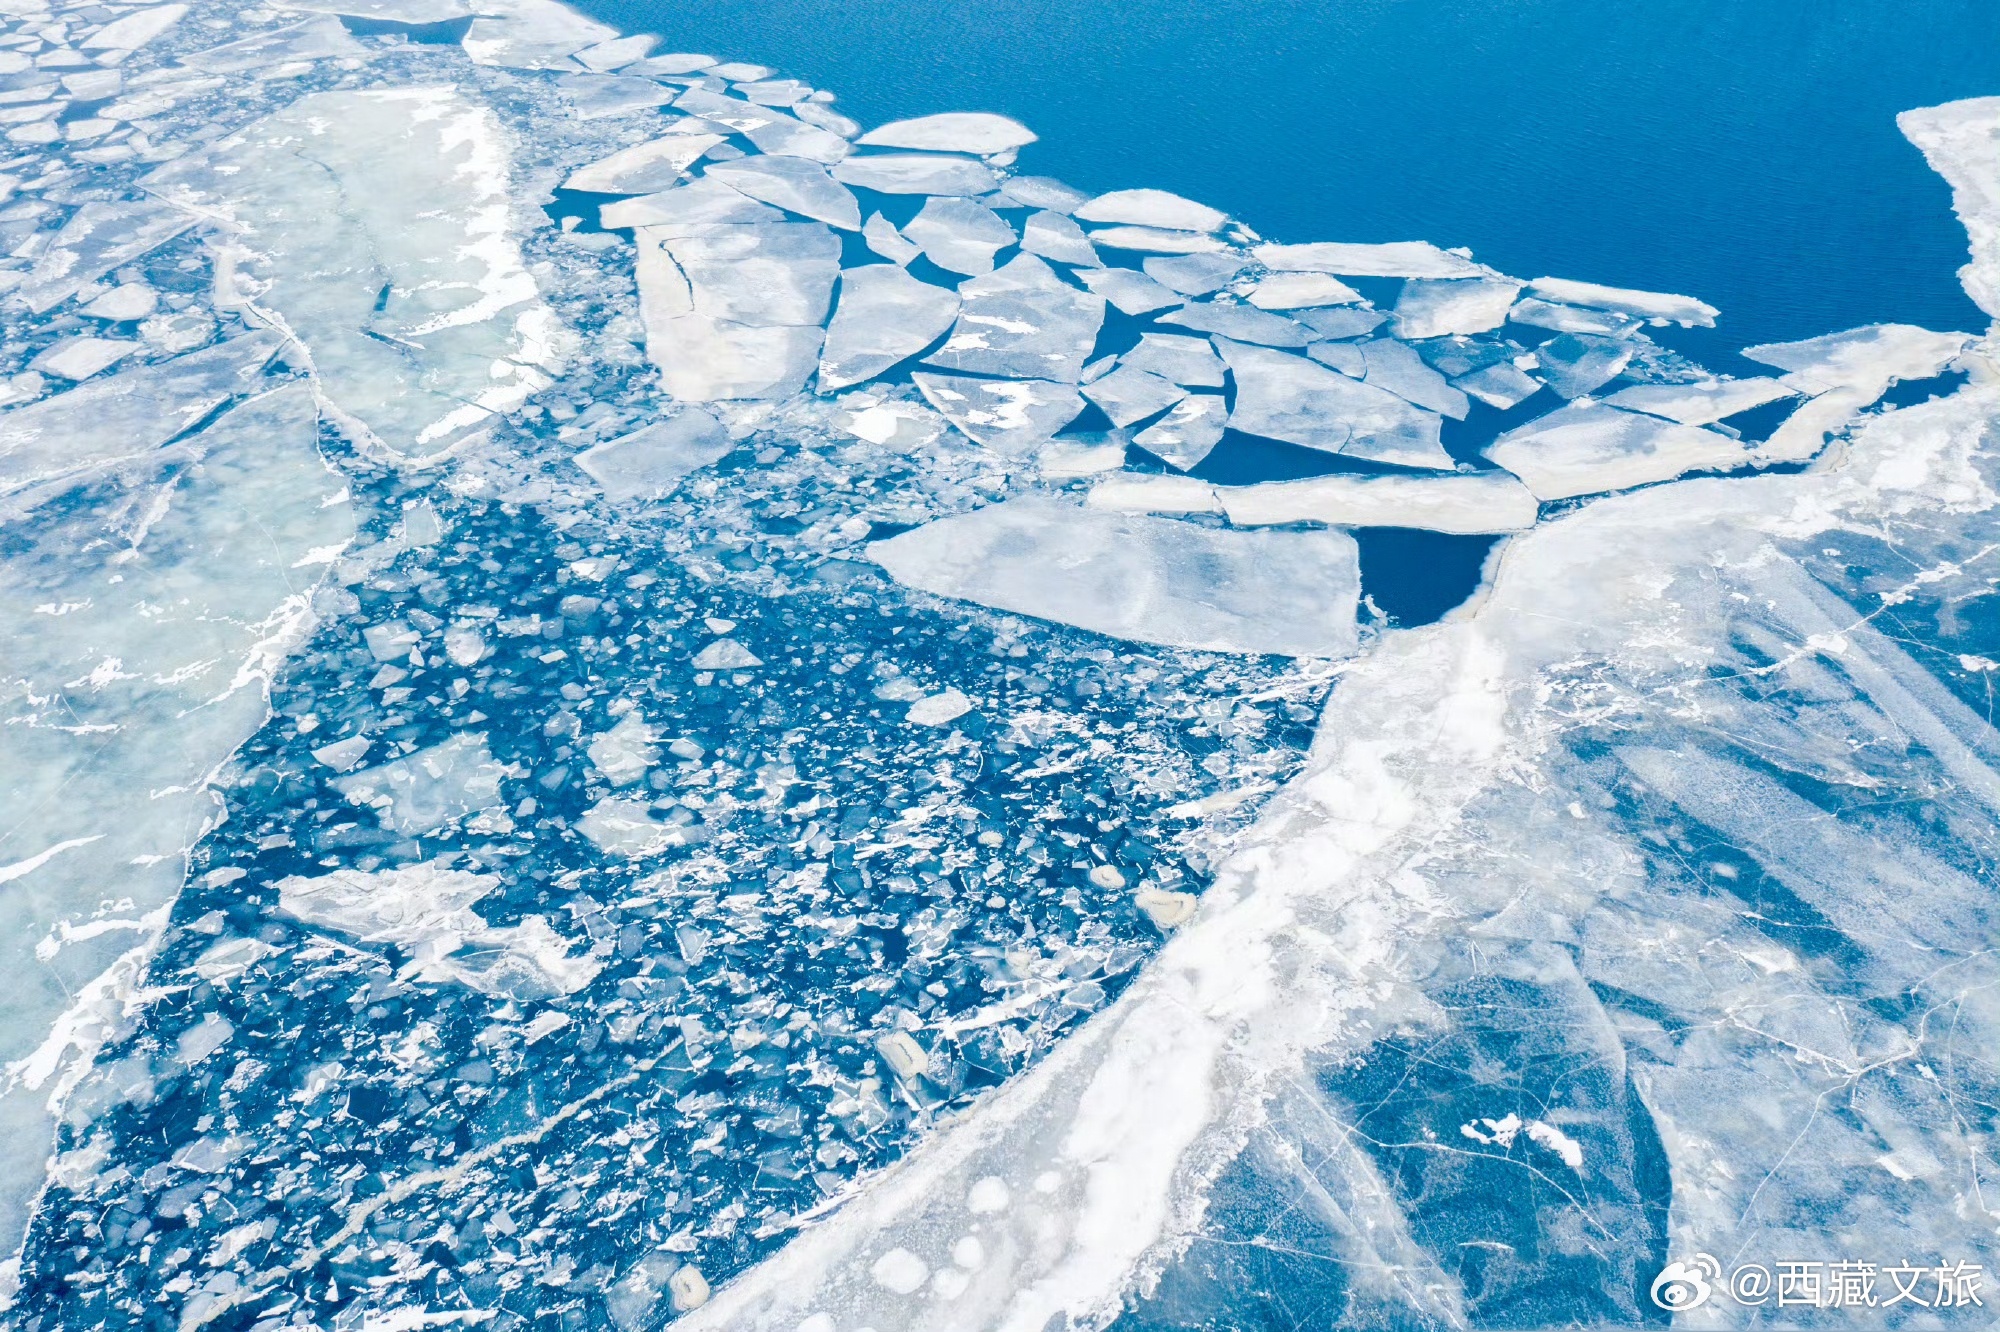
[1134,393,1229,469]
[923,253,1105,382]
[1390,276,1522,339]
[1358,337,1470,418]
[1073,265,1181,315]
[1486,401,1748,499]
[1085,472,1223,515]
[831,153,999,195]
[1741,323,1971,395]
[1080,363,1187,428]
[910,373,1085,452]
[1520,275,1719,327]
[856,112,1037,154]
[576,408,734,498]
[15,198,191,315]
[1074,188,1227,233]
[1253,239,1487,278]
[1117,331,1227,387]
[1216,470,1540,533]
[1247,271,1363,310]
[563,133,728,194]
[1602,376,1796,425]
[705,154,862,229]
[869,496,1359,656]
[461,0,616,70]
[818,264,961,390]
[900,196,1015,274]
[1218,339,1448,465]
[1158,300,1311,346]
[634,221,839,400]
[1899,97,2000,318]
[1019,210,1101,266]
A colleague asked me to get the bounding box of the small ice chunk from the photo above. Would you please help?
[1118,332,1226,387]
[1740,323,1971,395]
[1086,472,1222,515]
[818,265,961,391]
[906,688,973,726]
[998,176,1090,212]
[712,61,776,81]
[1218,339,1446,463]
[901,196,1016,275]
[967,1177,1010,1213]
[461,0,618,71]
[1143,253,1244,296]
[1135,888,1198,929]
[565,135,725,194]
[602,177,784,232]
[1295,306,1388,340]
[912,373,1086,453]
[588,713,660,786]
[858,112,1037,154]
[670,1267,711,1312]
[1081,364,1187,428]
[833,154,1000,195]
[80,285,157,322]
[871,1248,930,1295]
[1507,296,1641,338]
[559,73,677,119]
[1536,333,1635,398]
[1522,276,1718,327]
[1085,226,1228,254]
[572,33,657,71]
[1134,394,1228,470]
[1254,240,1487,278]
[1392,277,1522,340]
[1158,302,1311,347]
[1360,338,1470,418]
[705,156,861,229]
[1074,266,1181,316]
[869,496,1360,657]
[330,733,507,835]
[578,408,733,499]
[30,338,137,382]
[579,797,700,858]
[310,736,372,773]
[1217,471,1539,534]
[862,212,922,265]
[181,15,364,71]
[1485,401,1747,499]
[923,254,1105,382]
[693,639,763,669]
[1075,188,1227,233]
[1248,271,1364,310]
[1454,361,1543,410]
[1021,211,1100,267]
[1603,377,1796,425]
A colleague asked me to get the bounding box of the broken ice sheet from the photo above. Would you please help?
[1218,338,1448,464]
[1217,470,1540,534]
[856,111,1037,154]
[1082,362,1188,428]
[576,408,734,498]
[831,153,1000,195]
[911,372,1085,452]
[704,155,862,229]
[13,197,192,315]
[817,264,961,390]
[922,253,1105,381]
[869,495,1359,656]
[147,87,564,456]
[900,195,1016,275]
[564,133,727,193]
[1133,393,1228,469]
[330,733,510,835]
[1486,400,1749,499]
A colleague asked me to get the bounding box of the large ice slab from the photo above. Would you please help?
[181,15,365,72]
[818,264,961,390]
[921,254,1105,382]
[1118,331,1226,387]
[1020,210,1101,267]
[1741,323,1971,395]
[1247,271,1363,309]
[910,373,1084,452]
[1391,276,1521,339]
[1521,276,1719,327]
[1486,401,1747,499]
[900,196,1015,274]
[1359,337,1470,418]
[1253,240,1486,278]
[1218,339,1447,464]
[703,155,861,229]
[1603,376,1796,425]
[79,4,186,54]
[1899,97,2000,318]
[1074,188,1227,233]
[1216,470,1539,533]
[564,133,726,194]
[147,87,563,457]
[869,496,1359,656]
[277,862,600,1001]
[635,222,838,400]
[832,153,1000,195]
[0,384,349,1257]
[856,112,1037,154]
[1535,331,1634,398]
[0,333,282,499]
[576,408,734,499]
[462,0,616,70]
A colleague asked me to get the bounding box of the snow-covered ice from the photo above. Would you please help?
[1521,275,1720,326]
[921,254,1105,382]
[1252,239,1487,278]
[1603,376,1797,425]
[1217,470,1540,533]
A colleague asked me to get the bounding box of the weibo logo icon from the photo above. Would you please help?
[1651,1254,1722,1311]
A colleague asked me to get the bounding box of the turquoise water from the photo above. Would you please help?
[574,0,1997,354]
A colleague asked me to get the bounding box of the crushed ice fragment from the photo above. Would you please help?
[692,639,763,669]
[79,285,157,322]
[579,797,700,857]
[602,176,784,231]
[869,496,1359,656]
[181,15,364,72]
[818,265,961,391]
[1454,360,1544,409]
[310,737,372,773]
[1359,338,1470,418]
[31,338,136,382]
[15,197,192,315]
[1119,332,1227,387]
[559,73,678,119]
[857,112,1037,154]
[1508,295,1641,337]
[577,410,736,499]
[906,689,974,726]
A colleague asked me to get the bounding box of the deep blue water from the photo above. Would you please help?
[575,0,1998,353]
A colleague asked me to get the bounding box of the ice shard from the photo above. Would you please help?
[563,133,727,194]
[1020,210,1101,266]
[1080,363,1187,428]
[146,87,564,456]
[575,408,735,499]
[1117,331,1227,387]
[1521,275,1719,327]
[1074,188,1227,233]
[1133,392,1227,469]
[1603,376,1797,425]
[869,496,1359,656]
[1073,265,1181,315]
[1253,239,1487,278]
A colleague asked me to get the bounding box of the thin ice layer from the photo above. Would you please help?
[868,496,1359,657]
[146,86,564,456]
